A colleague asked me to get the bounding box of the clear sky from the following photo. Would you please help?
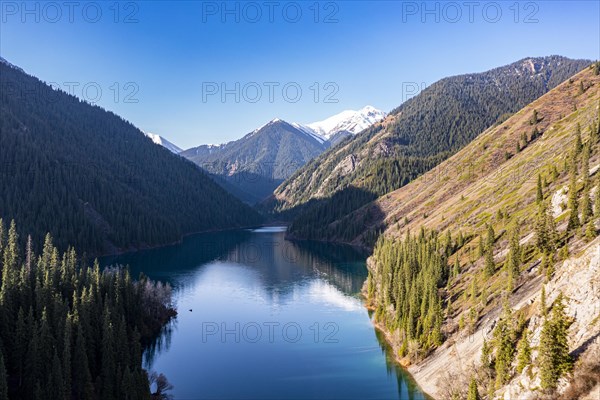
[1,1,598,148]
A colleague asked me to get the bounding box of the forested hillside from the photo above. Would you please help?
[0,220,176,399]
[181,119,328,204]
[364,62,600,398]
[0,59,262,255]
[273,56,591,241]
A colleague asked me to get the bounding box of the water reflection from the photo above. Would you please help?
[101,227,428,399]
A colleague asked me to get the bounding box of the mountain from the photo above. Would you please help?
[181,107,384,205]
[306,105,386,144]
[0,58,262,255]
[181,119,328,204]
[145,132,183,153]
[274,56,592,241]
[364,62,600,398]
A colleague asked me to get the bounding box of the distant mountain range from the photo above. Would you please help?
[175,106,385,204]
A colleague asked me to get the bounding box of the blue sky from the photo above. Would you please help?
[1,1,598,148]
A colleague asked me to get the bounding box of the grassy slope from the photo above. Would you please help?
[343,66,599,249]
[273,57,590,210]
[363,65,600,398]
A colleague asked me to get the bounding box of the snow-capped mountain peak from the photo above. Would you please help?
[305,105,386,140]
[145,132,183,154]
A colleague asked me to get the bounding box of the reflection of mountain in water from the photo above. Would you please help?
[221,231,367,296]
[99,229,252,287]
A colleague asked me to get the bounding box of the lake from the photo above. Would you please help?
[101,227,428,399]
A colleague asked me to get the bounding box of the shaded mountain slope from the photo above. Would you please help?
[0,58,262,255]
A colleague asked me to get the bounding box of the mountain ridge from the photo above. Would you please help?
[0,58,262,255]
[274,56,592,242]
[364,62,600,398]
[180,106,384,204]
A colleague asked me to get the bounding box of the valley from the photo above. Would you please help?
[1,3,598,398]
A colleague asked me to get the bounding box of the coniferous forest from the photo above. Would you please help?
[1,0,598,398]
[0,61,262,256]
[0,219,175,400]
[276,57,591,241]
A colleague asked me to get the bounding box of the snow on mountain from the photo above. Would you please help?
[305,105,386,140]
[186,106,384,153]
[145,132,183,154]
[291,122,327,144]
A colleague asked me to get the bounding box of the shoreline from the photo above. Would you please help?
[95,222,286,259]
[361,262,436,400]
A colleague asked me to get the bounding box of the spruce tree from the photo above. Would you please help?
[467,377,481,400]
[575,123,583,153]
[484,248,495,278]
[493,299,515,387]
[585,221,596,241]
[477,235,484,258]
[505,223,521,291]
[484,224,496,277]
[480,339,492,370]
[516,329,532,373]
[567,147,580,231]
[552,293,573,375]
[539,292,573,390]
[540,285,548,317]
[536,174,543,203]
[581,144,592,224]
[531,109,539,125]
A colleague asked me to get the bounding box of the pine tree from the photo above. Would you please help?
[535,201,550,252]
[567,149,580,231]
[536,174,543,203]
[585,221,596,241]
[470,278,477,304]
[0,222,175,399]
[505,223,521,291]
[581,144,592,224]
[467,377,481,400]
[453,256,460,278]
[539,292,573,390]
[50,350,65,400]
[552,293,573,375]
[484,247,495,278]
[575,123,583,153]
[477,235,484,258]
[480,338,492,370]
[63,315,72,397]
[516,329,532,373]
[484,224,495,277]
[493,299,515,387]
[101,306,116,400]
[531,109,539,125]
[540,285,548,317]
